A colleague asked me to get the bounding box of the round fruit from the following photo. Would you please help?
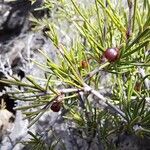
[80,60,88,69]
[104,48,119,62]
[50,101,61,112]
[134,82,141,92]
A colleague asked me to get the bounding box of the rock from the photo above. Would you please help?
[0,110,28,150]
[0,0,58,149]
[0,109,15,142]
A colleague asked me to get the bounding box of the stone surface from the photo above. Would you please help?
[0,109,15,142]
[0,0,59,149]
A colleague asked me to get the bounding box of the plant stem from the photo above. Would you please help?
[83,83,126,119]
[95,0,103,46]
[85,62,110,81]
[126,0,133,41]
[103,0,108,44]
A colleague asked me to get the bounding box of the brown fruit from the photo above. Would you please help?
[104,48,119,62]
[80,60,88,69]
[134,82,141,92]
[50,101,61,112]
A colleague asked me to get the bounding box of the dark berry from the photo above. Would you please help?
[50,101,61,112]
[134,82,141,92]
[80,60,88,69]
[104,48,119,62]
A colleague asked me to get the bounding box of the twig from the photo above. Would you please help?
[83,83,126,119]
[84,62,110,81]
[60,88,82,93]
[126,0,133,41]
[103,0,108,43]
[23,82,126,119]
[95,0,103,46]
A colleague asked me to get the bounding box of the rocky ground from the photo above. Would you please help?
[0,0,59,149]
[0,0,150,150]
